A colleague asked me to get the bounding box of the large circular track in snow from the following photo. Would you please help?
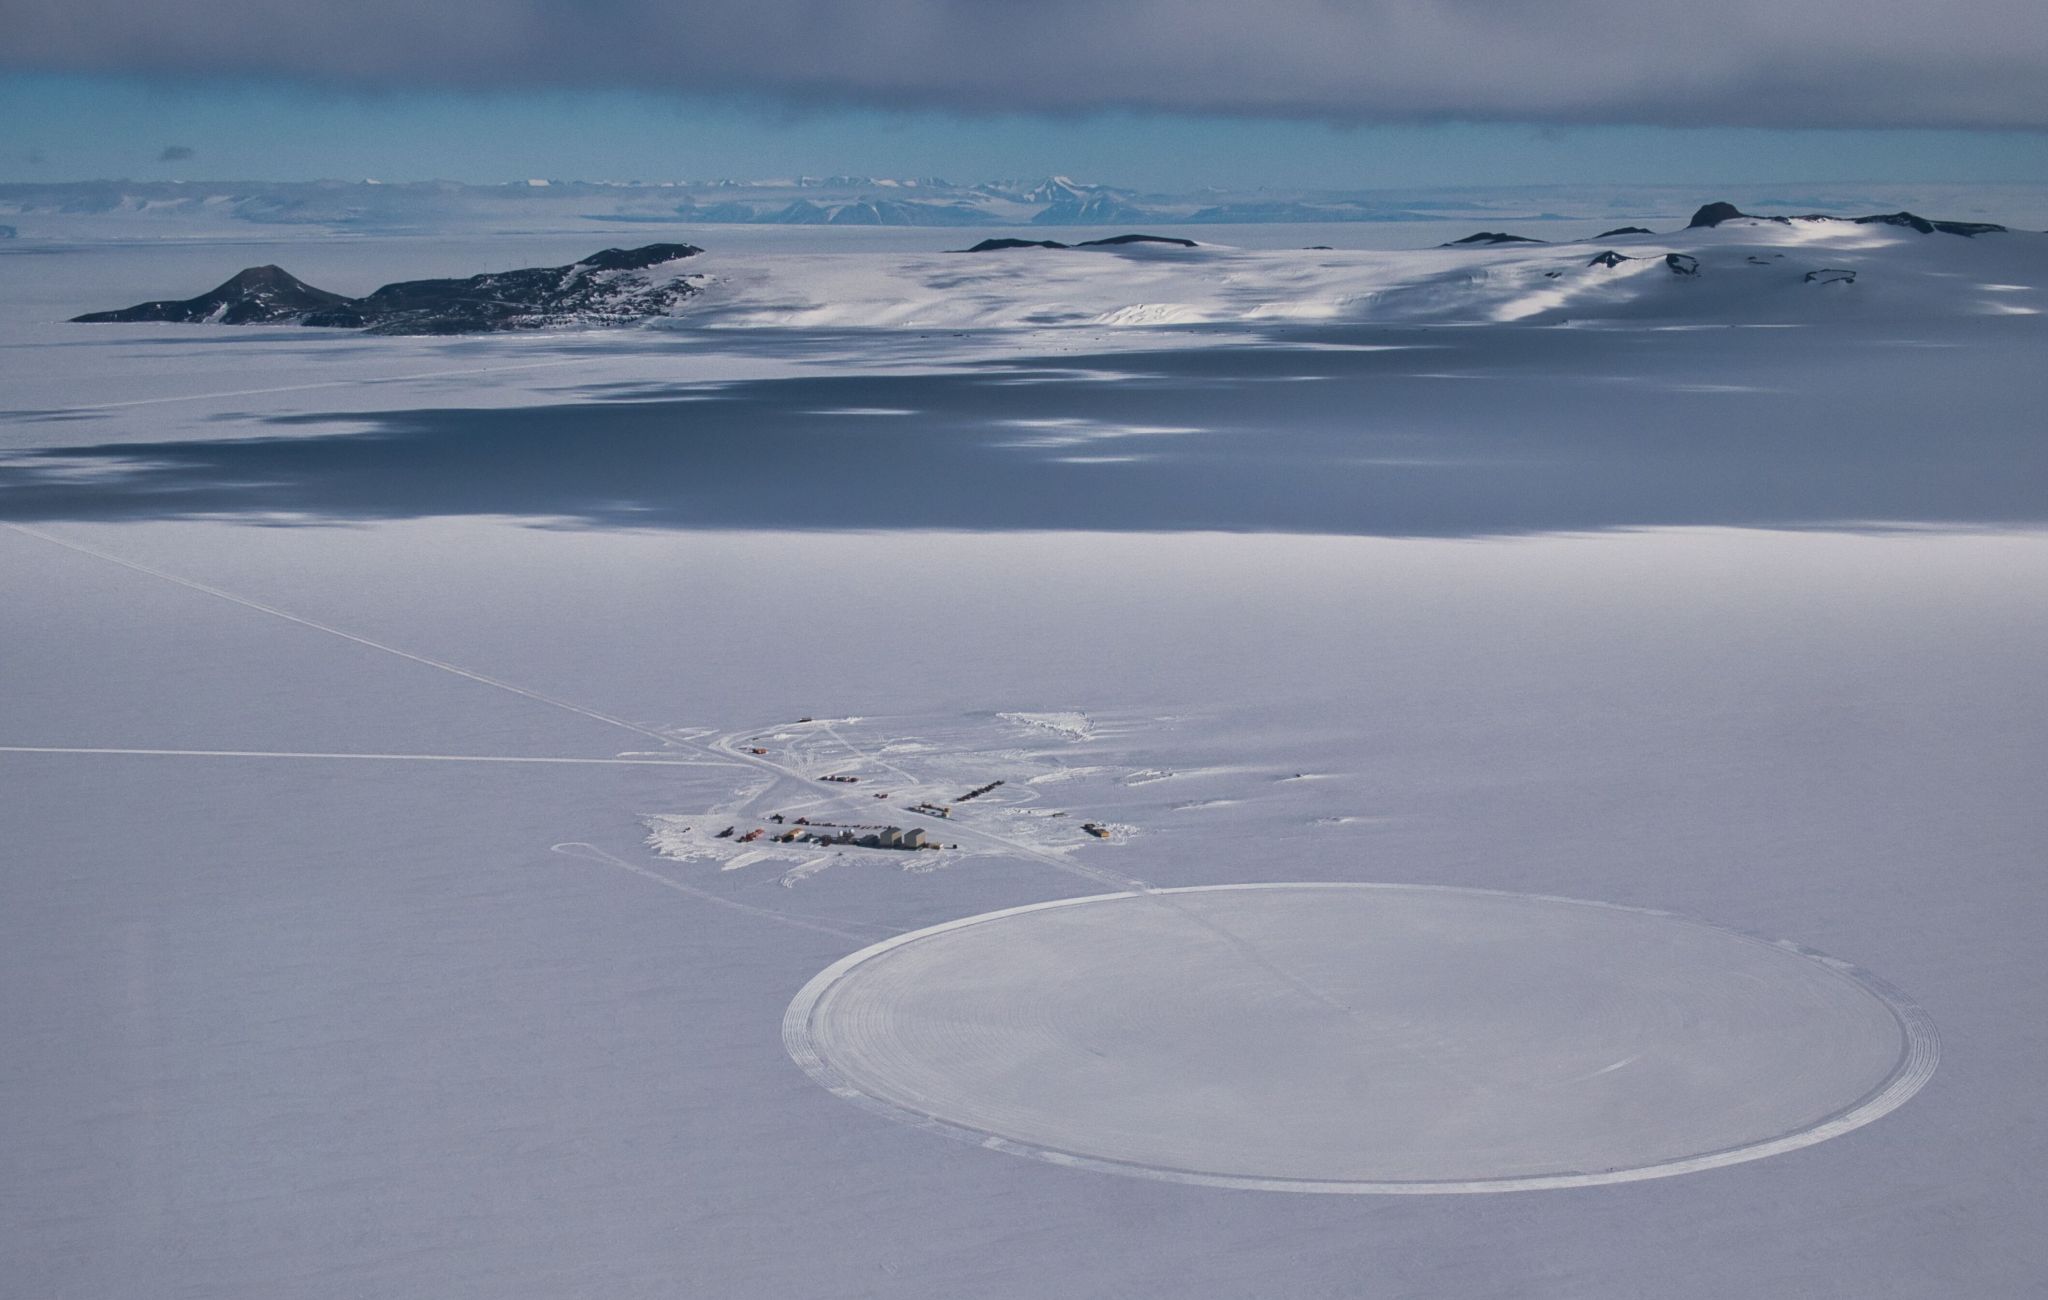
[785,883,1937,1193]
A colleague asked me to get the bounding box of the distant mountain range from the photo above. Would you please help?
[7,178,2035,240]
[0,176,1575,233]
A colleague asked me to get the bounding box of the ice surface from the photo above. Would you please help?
[2,216,2046,1297]
[789,884,1933,1191]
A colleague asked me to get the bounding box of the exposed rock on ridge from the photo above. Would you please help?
[1443,231,1546,247]
[1687,201,2006,237]
[954,233,1200,253]
[73,244,705,334]
[72,264,355,325]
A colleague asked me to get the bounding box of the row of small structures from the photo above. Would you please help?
[718,816,947,850]
[723,731,1113,851]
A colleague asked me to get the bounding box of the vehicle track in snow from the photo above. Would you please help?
[2,520,1350,1011]
[0,744,723,767]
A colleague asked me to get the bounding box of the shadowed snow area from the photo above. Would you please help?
[3,320,2042,534]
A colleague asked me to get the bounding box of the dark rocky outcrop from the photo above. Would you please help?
[1690,200,2006,237]
[1442,231,1545,247]
[1849,212,2005,237]
[1804,268,1857,285]
[74,244,704,334]
[1588,249,1699,274]
[1687,202,1758,229]
[960,238,1070,251]
[1077,233,1197,248]
[1595,226,1653,238]
[72,264,356,325]
[569,244,702,272]
[954,233,1198,253]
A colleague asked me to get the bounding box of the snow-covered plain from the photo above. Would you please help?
[3,211,2046,1297]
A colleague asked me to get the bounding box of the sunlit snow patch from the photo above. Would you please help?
[787,884,1936,1193]
[996,711,1095,741]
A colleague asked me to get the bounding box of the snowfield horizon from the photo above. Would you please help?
[59,202,2045,334]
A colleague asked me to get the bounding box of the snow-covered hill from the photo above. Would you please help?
[57,204,2046,336]
[683,208,2045,329]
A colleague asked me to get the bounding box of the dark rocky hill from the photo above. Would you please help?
[1688,201,2005,237]
[73,264,355,325]
[955,233,1199,253]
[1442,232,1545,247]
[1077,233,1198,248]
[959,238,1070,252]
[1849,211,2007,237]
[73,244,704,334]
[1686,202,1755,229]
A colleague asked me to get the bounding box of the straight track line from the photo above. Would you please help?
[0,745,720,767]
[2,523,1351,1004]
[2,522,681,746]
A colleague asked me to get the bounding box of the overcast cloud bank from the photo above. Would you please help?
[6,0,2048,130]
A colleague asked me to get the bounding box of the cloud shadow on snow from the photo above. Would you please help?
[2,323,2043,537]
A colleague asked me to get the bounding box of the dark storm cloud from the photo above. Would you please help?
[158,145,196,161]
[6,0,2047,129]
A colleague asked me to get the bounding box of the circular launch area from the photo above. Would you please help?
[784,884,1936,1193]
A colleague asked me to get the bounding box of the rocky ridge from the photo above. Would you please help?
[73,244,704,334]
[955,233,1201,253]
[1687,201,2006,237]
